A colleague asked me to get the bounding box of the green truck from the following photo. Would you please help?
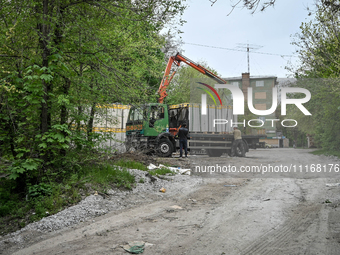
[125,53,264,157]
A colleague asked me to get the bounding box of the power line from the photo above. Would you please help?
[183,42,297,58]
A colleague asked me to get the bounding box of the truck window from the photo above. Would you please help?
[177,108,188,128]
[169,109,178,128]
[134,109,143,121]
[127,109,134,123]
[178,108,188,123]
[150,106,164,120]
[128,108,145,122]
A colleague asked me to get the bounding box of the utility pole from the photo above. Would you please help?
[236,43,263,73]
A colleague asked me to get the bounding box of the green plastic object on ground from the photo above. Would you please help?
[123,241,145,254]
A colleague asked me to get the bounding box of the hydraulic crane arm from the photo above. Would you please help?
[157,53,226,104]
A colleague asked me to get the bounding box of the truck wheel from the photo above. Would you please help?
[157,139,174,157]
[206,149,224,157]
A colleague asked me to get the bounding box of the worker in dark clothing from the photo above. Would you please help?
[230,126,245,157]
[178,123,189,158]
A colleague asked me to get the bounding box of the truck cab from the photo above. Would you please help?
[125,103,177,157]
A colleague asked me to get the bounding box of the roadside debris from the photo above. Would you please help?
[159,187,166,193]
[188,198,197,204]
[148,163,191,175]
[122,241,145,254]
[169,205,183,210]
[326,183,340,187]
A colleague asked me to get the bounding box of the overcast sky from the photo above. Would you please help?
[178,0,315,78]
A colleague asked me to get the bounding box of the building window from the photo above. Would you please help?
[232,82,239,87]
[255,92,266,99]
[254,104,267,110]
[256,80,264,87]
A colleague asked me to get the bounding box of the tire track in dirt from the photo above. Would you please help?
[326,209,340,254]
[240,204,321,255]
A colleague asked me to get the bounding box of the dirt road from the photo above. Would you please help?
[3,148,340,254]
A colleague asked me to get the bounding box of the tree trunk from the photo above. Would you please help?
[38,0,52,164]
[39,0,51,133]
[60,78,71,156]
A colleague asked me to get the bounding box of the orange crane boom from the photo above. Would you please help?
[157,53,226,104]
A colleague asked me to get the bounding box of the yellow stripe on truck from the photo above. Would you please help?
[93,127,126,133]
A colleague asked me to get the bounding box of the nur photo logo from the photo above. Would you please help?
[195,81,312,128]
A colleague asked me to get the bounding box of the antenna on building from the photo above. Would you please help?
[236,43,263,73]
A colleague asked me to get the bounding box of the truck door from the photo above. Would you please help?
[145,105,169,136]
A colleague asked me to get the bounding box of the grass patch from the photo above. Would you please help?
[310,149,340,158]
[148,167,175,176]
[81,163,135,191]
[112,159,148,171]
[0,161,136,235]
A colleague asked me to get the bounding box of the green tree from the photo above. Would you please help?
[166,60,221,105]
[0,0,186,187]
[290,0,340,150]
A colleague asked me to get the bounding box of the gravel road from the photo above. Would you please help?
[1,148,340,255]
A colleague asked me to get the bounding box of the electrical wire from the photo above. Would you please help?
[183,42,297,58]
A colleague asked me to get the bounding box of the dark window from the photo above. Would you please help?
[150,106,164,120]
